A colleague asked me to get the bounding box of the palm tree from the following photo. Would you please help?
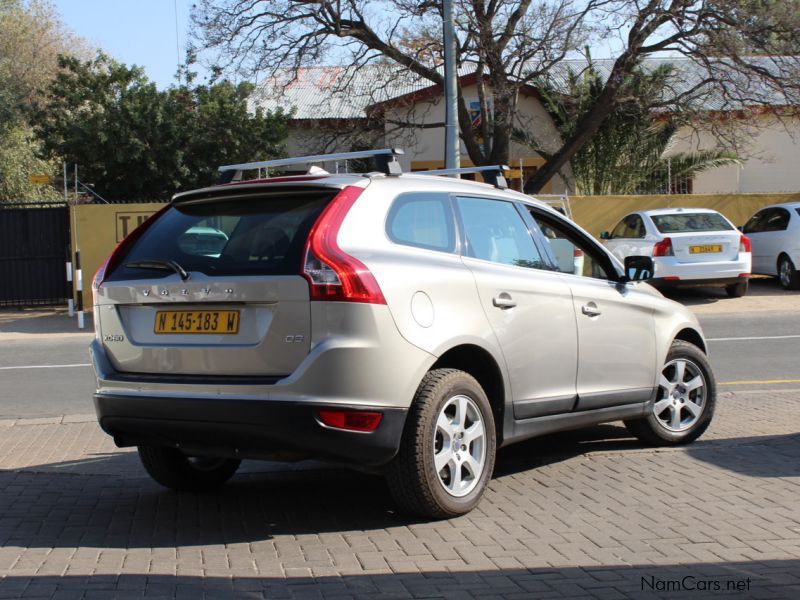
[519,53,741,195]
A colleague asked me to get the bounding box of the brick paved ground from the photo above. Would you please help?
[0,390,798,599]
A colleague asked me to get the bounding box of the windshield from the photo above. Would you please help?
[650,213,734,234]
[106,191,334,281]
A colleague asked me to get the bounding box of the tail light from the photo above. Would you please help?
[652,237,674,257]
[302,185,386,304]
[739,235,751,253]
[92,205,170,301]
[573,247,584,258]
[317,409,383,432]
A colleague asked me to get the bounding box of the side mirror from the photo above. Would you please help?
[624,255,654,282]
[599,231,610,240]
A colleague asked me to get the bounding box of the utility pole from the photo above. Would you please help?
[443,0,460,172]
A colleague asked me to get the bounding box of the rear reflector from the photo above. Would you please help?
[317,410,383,432]
[663,276,681,281]
[738,273,750,278]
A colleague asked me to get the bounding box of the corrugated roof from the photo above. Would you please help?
[250,57,798,120]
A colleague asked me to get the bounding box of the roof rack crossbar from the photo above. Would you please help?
[217,148,404,183]
[418,165,510,189]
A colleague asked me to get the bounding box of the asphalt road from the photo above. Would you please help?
[0,298,798,419]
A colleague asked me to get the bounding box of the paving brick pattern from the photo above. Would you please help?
[0,390,798,598]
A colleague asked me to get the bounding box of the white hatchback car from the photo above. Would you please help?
[742,203,800,290]
[601,208,752,297]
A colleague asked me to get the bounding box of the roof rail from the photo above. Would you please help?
[417,165,510,189]
[217,148,405,184]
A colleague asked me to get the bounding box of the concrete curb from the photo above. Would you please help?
[0,413,95,428]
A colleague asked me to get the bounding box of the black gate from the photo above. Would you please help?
[0,203,69,307]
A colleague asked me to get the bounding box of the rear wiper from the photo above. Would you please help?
[125,259,190,281]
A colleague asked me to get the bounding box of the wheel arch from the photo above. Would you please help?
[430,344,506,444]
[673,327,707,354]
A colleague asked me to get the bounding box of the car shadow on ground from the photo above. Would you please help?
[2,424,798,549]
[663,276,796,306]
[0,562,797,598]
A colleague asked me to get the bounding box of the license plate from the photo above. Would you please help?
[154,310,240,334]
[689,244,722,254]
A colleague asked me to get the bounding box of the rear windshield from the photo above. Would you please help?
[650,213,734,234]
[106,191,333,281]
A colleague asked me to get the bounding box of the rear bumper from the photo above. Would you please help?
[94,392,407,467]
[652,255,751,282]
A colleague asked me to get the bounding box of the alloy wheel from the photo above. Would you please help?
[654,358,707,432]
[779,258,793,288]
[433,394,487,497]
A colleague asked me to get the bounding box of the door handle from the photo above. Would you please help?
[581,302,601,317]
[493,293,517,309]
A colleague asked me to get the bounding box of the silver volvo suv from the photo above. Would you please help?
[91,149,716,518]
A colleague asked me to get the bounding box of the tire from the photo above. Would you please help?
[137,446,241,491]
[725,280,748,298]
[386,368,497,519]
[778,255,800,290]
[624,340,716,446]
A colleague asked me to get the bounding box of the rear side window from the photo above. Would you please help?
[106,192,333,281]
[651,212,734,234]
[386,193,455,252]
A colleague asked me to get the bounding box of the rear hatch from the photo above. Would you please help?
[650,212,741,263]
[96,185,338,377]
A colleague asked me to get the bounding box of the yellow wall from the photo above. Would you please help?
[70,202,167,305]
[570,193,800,238]
[69,192,800,305]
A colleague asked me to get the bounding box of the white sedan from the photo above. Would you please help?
[742,202,800,290]
[600,208,752,297]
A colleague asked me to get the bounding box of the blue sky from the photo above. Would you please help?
[52,0,210,89]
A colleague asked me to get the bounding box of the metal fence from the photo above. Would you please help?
[0,202,70,307]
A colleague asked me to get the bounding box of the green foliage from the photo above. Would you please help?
[523,56,741,195]
[35,53,289,201]
[0,0,83,202]
[0,122,61,202]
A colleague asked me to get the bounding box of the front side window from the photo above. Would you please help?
[386,193,455,252]
[743,209,769,234]
[455,196,545,269]
[528,208,616,281]
[610,218,628,239]
[651,212,734,234]
[764,208,790,231]
[610,214,645,239]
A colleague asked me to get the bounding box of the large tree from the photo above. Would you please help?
[0,0,81,202]
[35,54,289,200]
[192,0,800,191]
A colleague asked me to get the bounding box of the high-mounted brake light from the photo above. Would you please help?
[302,185,386,304]
[317,409,383,432]
[92,205,170,301]
[739,235,751,253]
[652,237,674,257]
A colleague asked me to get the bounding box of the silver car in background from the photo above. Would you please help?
[91,149,716,518]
